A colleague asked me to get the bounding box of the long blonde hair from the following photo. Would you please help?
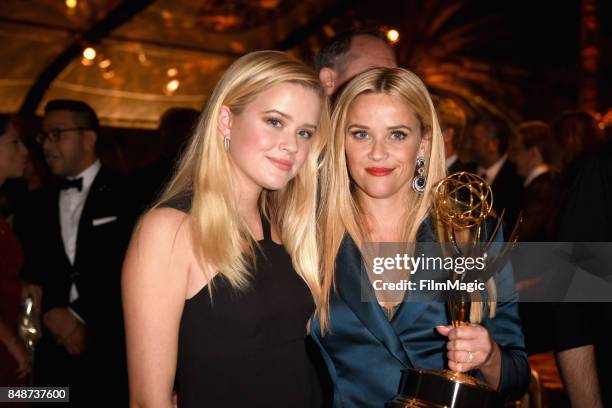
[318,67,446,332]
[156,50,329,304]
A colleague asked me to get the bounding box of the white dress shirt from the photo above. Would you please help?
[60,159,101,264]
[477,154,507,184]
[524,164,550,188]
[59,159,101,311]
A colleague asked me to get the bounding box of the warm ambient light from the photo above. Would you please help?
[167,68,178,77]
[98,59,111,69]
[387,29,400,44]
[165,79,180,94]
[65,0,77,9]
[83,47,96,61]
[102,70,115,80]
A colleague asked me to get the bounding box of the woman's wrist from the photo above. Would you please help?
[482,341,501,369]
[478,341,502,390]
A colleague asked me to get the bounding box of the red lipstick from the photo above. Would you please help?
[268,157,293,171]
[365,167,394,176]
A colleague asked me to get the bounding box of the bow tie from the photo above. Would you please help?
[59,177,83,192]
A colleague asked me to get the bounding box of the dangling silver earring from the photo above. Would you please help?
[412,157,426,193]
[223,135,230,151]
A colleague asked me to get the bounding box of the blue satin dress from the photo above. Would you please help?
[311,218,530,408]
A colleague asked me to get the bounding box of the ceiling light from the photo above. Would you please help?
[83,47,96,61]
[387,29,400,44]
[165,79,180,94]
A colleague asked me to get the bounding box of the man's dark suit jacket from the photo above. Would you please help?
[16,165,134,406]
[490,160,523,237]
[552,142,612,406]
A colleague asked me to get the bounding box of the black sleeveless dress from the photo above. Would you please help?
[161,193,322,407]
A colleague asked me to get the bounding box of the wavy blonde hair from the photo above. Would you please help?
[318,67,447,332]
[156,50,329,304]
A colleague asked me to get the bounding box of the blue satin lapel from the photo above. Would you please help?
[390,299,430,333]
[392,217,438,330]
[335,235,411,368]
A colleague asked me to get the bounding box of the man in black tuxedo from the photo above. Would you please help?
[17,100,131,406]
[506,121,561,357]
[508,121,561,242]
[469,117,523,234]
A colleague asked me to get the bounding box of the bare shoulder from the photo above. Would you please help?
[125,207,213,300]
[124,208,193,282]
[137,207,191,238]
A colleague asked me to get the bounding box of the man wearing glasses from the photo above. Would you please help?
[17,99,130,406]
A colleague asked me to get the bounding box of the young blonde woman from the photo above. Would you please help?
[122,51,329,408]
[312,68,530,407]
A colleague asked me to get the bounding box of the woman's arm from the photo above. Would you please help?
[122,209,191,408]
[484,301,530,400]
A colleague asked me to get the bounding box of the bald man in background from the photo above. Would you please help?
[315,28,397,96]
